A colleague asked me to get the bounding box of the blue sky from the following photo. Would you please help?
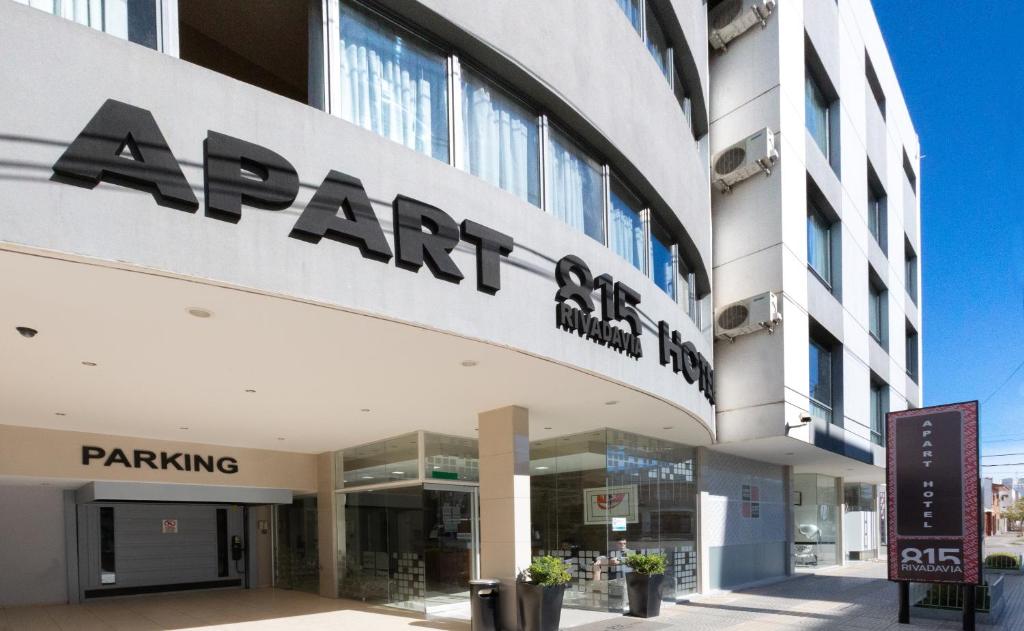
[873,2,1024,481]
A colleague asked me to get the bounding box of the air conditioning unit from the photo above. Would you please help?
[715,291,781,341]
[709,0,776,51]
[712,127,778,193]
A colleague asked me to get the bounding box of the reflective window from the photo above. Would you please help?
[339,1,449,162]
[616,0,641,34]
[868,281,885,344]
[905,244,918,304]
[651,220,675,298]
[793,474,838,567]
[807,206,832,286]
[805,70,830,157]
[868,185,885,246]
[14,0,158,48]
[545,128,605,244]
[609,182,644,271]
[461,68,540,206]
[870,382,886,446]
[906,326,919,382]
[809,339,832,423]
[339,433,419,487]
[530,429,698,611]
[645,2,671,80]
[424,433,479,482]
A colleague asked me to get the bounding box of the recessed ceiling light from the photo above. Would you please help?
[245,389,256,393]
[81,361,97,367]
[187,307,212,318]
[392,471,405,475]
[15,326,38,338]
[536,466,549,471]
[360,475,374,480]
[605,400,618,406]
[55,412,67,416]
[461,360,478,367]
[433,466,441,470]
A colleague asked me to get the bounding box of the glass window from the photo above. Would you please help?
[609,183,645,271]
[461,68,540,206]
[868,187,883,245]
[616,0,642,34]
[423,433,479,482]
[650,220,675,298]
[870,382,885,446]
[807,206,832,285]
[545,128,605,244]
[14,0,158,48]
[868,282,884,344]
[793,474,839,567]
[906,327,919,382]
[673,67,692,126]
[905,250,918,303]
[805,70,830,157]
[338,1,450,162]
[809,339,833,423]
[645,3,671,80]
[677,260,697,320]
[339,433,419,487]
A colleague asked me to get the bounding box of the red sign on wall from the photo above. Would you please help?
[886,401,980,584]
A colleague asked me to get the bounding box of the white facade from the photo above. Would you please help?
[706,0,922,562]
[0,0,923,616]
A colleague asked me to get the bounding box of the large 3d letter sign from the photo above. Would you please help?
[886,401,980,585]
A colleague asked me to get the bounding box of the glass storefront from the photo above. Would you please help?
[335,433,480,614]
[274,496,321,594]
[530,429,698,612]
[792,473,839,567]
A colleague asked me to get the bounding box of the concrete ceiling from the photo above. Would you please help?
[0,247,712,454]
[709,436,885,483]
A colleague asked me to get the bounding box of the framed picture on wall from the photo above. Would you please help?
[583,485,639,525]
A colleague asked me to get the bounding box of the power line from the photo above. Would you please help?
[983,463,1024,467]
[982,357,1024,404]
[982,452,1024,458]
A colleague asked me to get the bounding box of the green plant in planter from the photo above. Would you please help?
[624,552,667,575]
[520,555,572,586]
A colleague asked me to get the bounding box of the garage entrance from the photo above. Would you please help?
[78,502,247,598]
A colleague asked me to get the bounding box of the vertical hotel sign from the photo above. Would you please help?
[886,401,980,584]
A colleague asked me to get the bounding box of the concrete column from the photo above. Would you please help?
[835,476,846,566]
[478,406,530,631]
[317,451,338,598]
[695,446,712,593]
[783,465,794,575]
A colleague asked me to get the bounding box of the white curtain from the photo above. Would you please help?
[609,193,644,271]
[545,131,603,243]
[461,71,539,206]
[339,4,448,161]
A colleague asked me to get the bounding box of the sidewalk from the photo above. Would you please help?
[563,561,1022,631]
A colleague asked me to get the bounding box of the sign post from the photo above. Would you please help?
[886,401,980,629]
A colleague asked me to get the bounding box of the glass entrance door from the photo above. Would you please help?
[338,484,478,613]
[423,485,478,612]
[274,496,320,594]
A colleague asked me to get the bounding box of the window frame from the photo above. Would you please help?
[808,336,834,424]
[807,204,833,289]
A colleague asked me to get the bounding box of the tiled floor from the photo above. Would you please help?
[2,564,1021,630]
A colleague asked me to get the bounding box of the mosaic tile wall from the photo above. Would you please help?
[700,450,786,548]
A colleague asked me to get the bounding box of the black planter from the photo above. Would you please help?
[516,582,566,631]
[626,572,665,618]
